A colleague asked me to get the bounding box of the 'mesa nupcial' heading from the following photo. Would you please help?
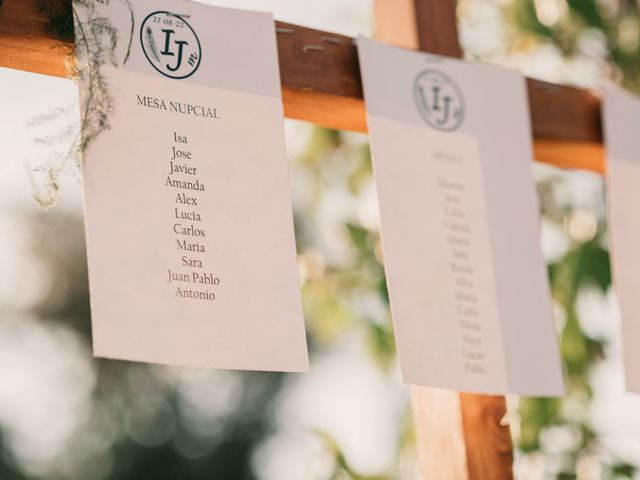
[136,95,220,119]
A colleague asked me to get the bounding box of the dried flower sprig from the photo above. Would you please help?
[28,0,134,209]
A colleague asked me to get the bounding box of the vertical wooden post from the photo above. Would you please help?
[373,1,514,479]
[411,0,462,57]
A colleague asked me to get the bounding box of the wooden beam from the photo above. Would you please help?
[409,392,514,480]
[374,0,418,50]
[411,388,468,479]
[0,0,72,77]
[0,0,605,174]
[534,140,605,175]
[459,394,514,479]
[528,78,602,143]
[413,0,462,57]
[275,22,367,133]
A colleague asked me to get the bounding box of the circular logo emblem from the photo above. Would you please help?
[140,11,201,79]
[413,69,465,131]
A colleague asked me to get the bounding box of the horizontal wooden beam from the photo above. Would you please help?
[0,0,73,78]
[0,0,604,173]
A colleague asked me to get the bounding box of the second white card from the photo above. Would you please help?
[358,37,564,395]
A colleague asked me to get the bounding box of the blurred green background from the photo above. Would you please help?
[1,0,640,479]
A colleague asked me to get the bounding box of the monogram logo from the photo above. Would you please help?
[140,11,201,79]
[413,69,465,131]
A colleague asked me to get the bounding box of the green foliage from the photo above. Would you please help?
[506,0,640,91]
[316,432,392,480]
[502,1,640,476]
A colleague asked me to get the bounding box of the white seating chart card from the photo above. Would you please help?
[603,84,640,393]
[76,0,309,371]
[357,37,564,395]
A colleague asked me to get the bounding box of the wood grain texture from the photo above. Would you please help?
[460,394,514,480]
[0,0,71,77]
[534,140,605,174]
[527,78,602,142]
[411,387,468,480]
[0,0,606,172]
[276,22,366,132]
[413,0,462,57]
[374,0,418,49]
[277,22,362,101]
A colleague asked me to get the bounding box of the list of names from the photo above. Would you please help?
[164,131,221,301]
[434,150,488,376]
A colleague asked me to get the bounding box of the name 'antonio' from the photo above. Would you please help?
[136,95,220,119]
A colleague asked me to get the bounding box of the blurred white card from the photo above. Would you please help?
[358,37,564,395]
[604,84,640,393]
[76,0,308,371]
